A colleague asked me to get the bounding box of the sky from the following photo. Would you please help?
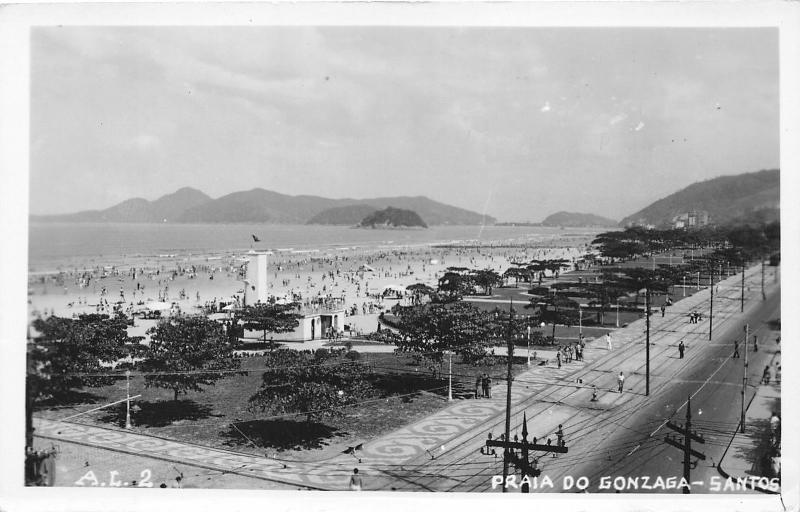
[30,27,779,222]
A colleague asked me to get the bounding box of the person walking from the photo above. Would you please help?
[617,372,625,393]
[753,335,759,352]
[606,333,613,350]
[678,340,685,359]
[591,385,598,402]
[556,424,564,446]
[481,373,488,398]
[349,468,363,491]
[485,375,493,398]
[763,365,772,385]
[733,340,740,358]
[660,304,666,317]
[556,350,562,368]
[475,374,482,399]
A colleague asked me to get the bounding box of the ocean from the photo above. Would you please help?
[27,222,600,271]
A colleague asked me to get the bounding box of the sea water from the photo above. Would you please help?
[27,222,599,272]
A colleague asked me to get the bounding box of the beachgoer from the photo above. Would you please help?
[171,475,183,489]
[770,412,780,433]
[678,340,685,359]
[485,375,493,398]
[617,372,625,393]
[753,335,758,352]
[591,385,598,402]
[763,366,771,385]
[475,375,482,399]
[733,340,740,358]
[606,333,613,351]
[349,468,363,491]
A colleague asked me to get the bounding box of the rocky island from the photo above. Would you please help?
[357,207,428,229]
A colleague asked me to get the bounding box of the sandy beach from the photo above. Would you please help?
[28,231,597,342]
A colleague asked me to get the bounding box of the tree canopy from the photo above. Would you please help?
[237,303,303,341]
[28,314,142,402]
[140,316,241,401]
[389,301,495,364]
[248,349,374,422]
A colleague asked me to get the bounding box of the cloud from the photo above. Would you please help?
[540,101,551,113]
[609,113,627,125]
[634,121,645,131]
[129,134,161,151]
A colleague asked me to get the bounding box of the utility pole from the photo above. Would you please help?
[708,266,714,341]
[741,263,745,313]
[645,288,651,396]
[482,412,567,493]
[741,324,749,433]
[682,275,686,297]
[761,257,766,300]
[502,299,514,492]
[664,395,705,494]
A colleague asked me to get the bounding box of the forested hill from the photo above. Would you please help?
[358,207,428,228]
[620,169,779,227]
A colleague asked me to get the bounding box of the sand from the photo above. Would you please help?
[27,236,595,341]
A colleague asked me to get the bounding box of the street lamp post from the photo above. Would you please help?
[125,370,132,430]
[696,272,700,290]
[447,350,453,402]
[578,306,583,336]
[527,323,531,366]
[683,275,686,297]
[615,304,619,328]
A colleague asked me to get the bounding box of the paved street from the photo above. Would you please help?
[34,264,779,492]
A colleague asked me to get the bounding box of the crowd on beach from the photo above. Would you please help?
[28,240,595,340]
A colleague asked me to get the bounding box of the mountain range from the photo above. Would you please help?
[540,211,618,228]
[31,168,780,228]
[32,188,495,226]
[620,169,779,228]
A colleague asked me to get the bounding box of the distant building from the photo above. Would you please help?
[671,210,709,229]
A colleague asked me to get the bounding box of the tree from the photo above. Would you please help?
[526,295,579,340]
[437,267,475,301]
[389,301,493,367]
[581,282,624,326]
[141,316,241,402]
[248,349,373,422]
[406,283,436,305]
[592,229,650,261]
[28,314,142,402]
[237,303,302,342]
[471,268,502,295]
[503,266,528,287]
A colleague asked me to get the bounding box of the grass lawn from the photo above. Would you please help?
[34,351,532,462]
